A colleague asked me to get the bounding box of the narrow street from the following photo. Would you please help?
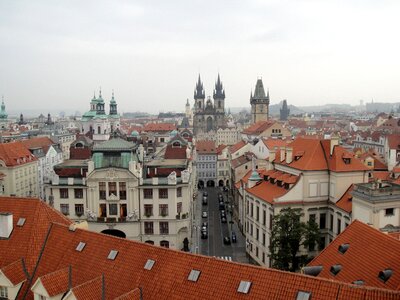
[193,187,247,263]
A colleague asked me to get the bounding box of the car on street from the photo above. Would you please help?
[219,202,225,210]
[202,222,208,228]
[221,216,227,223]
[201,230,208,239]
[202,211,208,218]
[202,198,208,205]
[223,186,228,192]
[231,232,237,243]
[218,194,223,200]
[203,191,208,197]
[223,236,231,245]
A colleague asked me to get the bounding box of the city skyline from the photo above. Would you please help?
[1,1,400,114]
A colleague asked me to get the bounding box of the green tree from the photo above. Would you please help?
[268,208,320,271]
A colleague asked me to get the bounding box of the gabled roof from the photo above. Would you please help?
[0,141,37,167]
[229,140,247,154]
[231,153,252,168]
[308,220,400,290]
[68,276,103,300]
[196,140,216,154]
[242,121,275,135]
[216,144,227,155]
[262,138,288,150]
[335,184,354,213]
[0,259,27,286]
[387,134,400,150]
[36,267,70,297]
[143,123,176,132]
[21,137,57,154]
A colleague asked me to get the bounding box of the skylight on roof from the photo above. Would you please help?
[107,250,118,260]
[188,270,201,282]
[352,280,364,285]
[144,259,155,270]
[378,269,393,283]
[237,281,252,294]
[16,218,26,227]
[75,242,86,252]
[296,291,311,300]
[338,243,349,254]
[330,264,342,276]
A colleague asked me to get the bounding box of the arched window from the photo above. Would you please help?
[160,240,169,248]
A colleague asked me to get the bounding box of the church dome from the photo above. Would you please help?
[131,130,139,137]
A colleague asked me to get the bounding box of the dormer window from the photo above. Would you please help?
[343,158,351,164]
[172,141,181,148]
[0,286,8,299]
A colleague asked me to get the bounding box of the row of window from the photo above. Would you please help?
[218,171,229,176]
[198,172,216,178]
[60,203,84,216]
[15,166,36,179]
[144,221,169,235]
[246,201,273,228]
[144,203,182,217]
[197,156,216,161]
[60,188,84,199]
[143,187,182,199]
[198,163,216,169]
[99,182,126,200]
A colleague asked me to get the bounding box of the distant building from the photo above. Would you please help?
[280,100,290,121]
[195,140,217,187]
[250,79,269,124]
[193,74,226,135]
[0,97,9,130]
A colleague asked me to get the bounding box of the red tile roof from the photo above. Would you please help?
[69,276,103,300]
[0,142,37,166]
[39,267,70,297]
[164,145,187,159]
[387,134,400,149]
[143,123,176,132]
[229,140,247,154]
[308,220,400,291]
[262,138,288,150]
[216,144,227,155]
[1,259,27,285]
[21,137,56,154]
[231,153,252,168]
[196,140,216,154]
[335,184,353,213]
[246,179,292,204]
[242,121,275,135]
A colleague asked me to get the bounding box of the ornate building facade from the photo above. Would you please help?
[250,79,270,124]
[193,74,226,135]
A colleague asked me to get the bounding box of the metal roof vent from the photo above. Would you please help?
[296,291,311,300]
[302,266,323,276]
[237,280,252,294]
[188,269,201,282]
[338,243,349,254]
[107,250,118,260]
[75,242,86,252]
[16,218,26,227]
[330,264,342,276]
[352,280,364,285]
[378,269,393,283]
[144,259,155,270]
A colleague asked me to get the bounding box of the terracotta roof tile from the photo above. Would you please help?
[0,142,37,166]
[229,140,247,154]
[335,184,353,213]
[1,259,27,285]
[246,179,291,204]
[196,140,216,154]
[70,276,103,300]
[242,121,275,135]
[21,137,56,154]
[39,267,70,297]
[308,220,400,290]
[143,123,176,132]
[262,138,289,150]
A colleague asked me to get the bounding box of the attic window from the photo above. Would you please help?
[75,242,86,252]
[343,158,351,165]
[188,269,201,282]
[302,266,323,276]
[378,269,393,283]
[107,250,118,260]
[237,280,252,294]
[296,291,311,300]
[16,218,26,227]
[264,175,269,181]
[352,280,364,285]
[144,259,155,270]
[338,243,349,254]
[330,264,342,276]
[172,141,181,148]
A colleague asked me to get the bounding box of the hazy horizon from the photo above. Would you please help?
[1,1,400,114]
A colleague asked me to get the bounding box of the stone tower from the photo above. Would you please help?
[280,99,290,121]
[109,90,118,115]
[194,75,205,113]
[250,78,269,124]
[213,74,225,114]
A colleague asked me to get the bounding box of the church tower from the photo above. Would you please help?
[185,98,191,118]
[213,73,225,114]
[194,74,205,113]
[250,78,269,124]
[280,99,290,121]
[109,90,118,115]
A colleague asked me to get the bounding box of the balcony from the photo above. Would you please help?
[94,216,128,223]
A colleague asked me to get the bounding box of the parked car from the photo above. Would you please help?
[223,186,229,192]
[203,191,208,197]
[219,202,225,210]
[202,199,208,205]
[202,222,208,228]
[223,236,231,245]
[220,210,226,217]
[221,217,227,223]
[201,230,208,239]
[202,211,208,218]
[231,232,237,243]
[218,194,223,200]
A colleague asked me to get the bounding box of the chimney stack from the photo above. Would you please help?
[286,147,293,164]
[280,147,286,162]
[330,136,339,155]
[0,213,13,238]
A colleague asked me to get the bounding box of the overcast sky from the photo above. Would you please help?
[0,0,399,115]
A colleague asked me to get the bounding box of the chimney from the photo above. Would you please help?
[0,213,13,238]
[330,136,339,155]
[280,147,286,162]
[269,149,276,163]
[286,147,293,164]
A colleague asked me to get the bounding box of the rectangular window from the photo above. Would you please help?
[262,233,266,246]
[177,202,182,214]
[0,286,8,298]
[74,188,83,199]
[119,182,126,200]
[319,236,325,251]
[320,213,326,229]
[337,219,341,235]
[144,222,154,234]
[109,203,118,215]
[120,203,127,217]
[99,182,106,200]
[246,201,249,215]
[108,182,117,196]
[309,214,316,223]
[144,204,153,217]
[256,228,259,241]
[250,224,253,236]
[330,214,334,231]
[177,187,182,197]
[99,203,107,217]
[256,246,259,258]
[144,188,153,199]
[60,204,69,215]
[256,206,259,222]
[75,204,84,217]
[159,188,168,199]
[262,210,266,226]
[385,208,394,216]
[159,222,169,234]
[60,188,69,199]
[250,203,253,218]
[269,214,273,230]
[159,204,168,216]
[262,253,265,264]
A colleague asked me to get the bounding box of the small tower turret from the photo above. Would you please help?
[250,78,270,124]
[109,90,118,115]
[213,73,225,113]
[0,96,8,120]
[194,74,205,112]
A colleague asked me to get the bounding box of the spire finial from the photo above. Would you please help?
[99,87,102,98]
[112,89,114,100]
